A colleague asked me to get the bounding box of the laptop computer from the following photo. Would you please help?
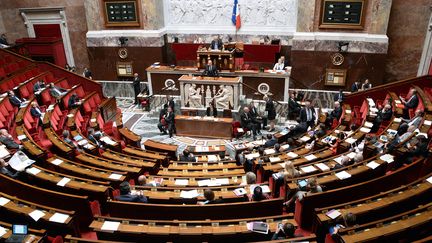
[6,225,28,243]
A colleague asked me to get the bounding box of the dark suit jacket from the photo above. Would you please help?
[264,138,277,148]
[240,112,254,128]
[334,92,344,102]
[68,97,79,109]
[9,96,21,107]
[405,95,419,109]
[0,167,19,178]
[203,64,219,77]
[300,107,316,123]
[265,99,276,120]
[351,83,360,92]
[0,136,19,149]
[288,98,301,112]
[50,87,63,98]
[330,107,342,120]
[210,39,223,50]
[381,109,393,121]
[88,135,101,147]
[116,194,147,203]
[166,100,175,110]
[33,83,45,93]
[164,112,175,125]
[179,155,196,162]
[30,107,42,118]
[249,106,260,119]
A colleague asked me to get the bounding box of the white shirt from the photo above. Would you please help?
[273,63,284,71]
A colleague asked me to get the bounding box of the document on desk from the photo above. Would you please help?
[300,136,310,142]
[49,213,69,223]
[264,148,275,155]
[29,209,46,222]
[101,221,120,231]
[207,155,218,162]
[108,173,123,180]
[427,176,432,184]
[215,178,229,185]
[315,163,330,172]
[335,171,351,180]
[0,197,10,206]
[57,177,71,187]
[269,157,281,163]
[380,154,394,163]
[326,209,342,219]
[305,154,317,161]
[345,137,357,144]
[0,146,9,159]
[233,188,247,196]
[287,152,298,158]
[180,189,199,199]
[197,179,210,187]
[51,159,63,166]
[175,179,189,186]
[301,165,317,173]
[26,167,41,175]
[0,226,7,237]
[366,161,380,170]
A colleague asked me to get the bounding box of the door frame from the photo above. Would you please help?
[418,7,432,76]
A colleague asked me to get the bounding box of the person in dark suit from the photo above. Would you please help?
[210,36,223,50]
[326,101,342,126]
[49,83,67,99]
[164,106,175,138]
[0,159,19,178]
[87,128,102,148]
[30,102,43,124]
[83,67,92,80]
[0,129,20,150]
[264,134,277,148]
[68,94,81,109]
[240,107,259,140]
[288,93,301,119]
[179,149,195,162]
[300,100,315,129]
[116,181,147,203]
[137,175,157,187]
[8,91,23,107]
[400,88,419,119]
[165,95,175,111]
[371,104,393,133]
[351,81,361,92]
[206,99,218,117]
[62,130,78,149]
[133,73,141,105]
[264,95,276,132]
[198,189,224,205]
[203,59,219,77]
[249,102,266,131]
[271,222,302,240]
[334,90,344,103]
[157,104,169,134]
[33,80,45,93]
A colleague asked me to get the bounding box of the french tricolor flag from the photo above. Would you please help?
[232,0,241,30]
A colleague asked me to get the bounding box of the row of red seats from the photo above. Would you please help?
[0,66,41,92]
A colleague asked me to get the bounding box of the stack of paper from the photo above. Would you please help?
[101,221,120,231]
[17,135,27,141]
[347,152,357,159]
[334,157,343,165]
[29,210,46,222]
[26,167,41,175]
[216,178,229,185]
[281,144,290,150]
[426,176,432,184]
[364,122,373,128]
[207,155,218,162]
[424,120,432,126]
[264,149,275,155]
[0,146,9,159]
[108,173,123,180]
[180,189,199,199]
[305,154,317,161]
[269,157,281,162]
[300,136,310,142]
[51,159,63,166]
[287,152,298,158]
[57,177,71,187]
[175,179,189,186]
[301,165,317,173]
[393,118,401,123]
[335,171,352,180]
[380,154,394,163]
[360,127,371,133]
[245,153,260,160]
[316,163,330,171]
[0,226,7,237]
[49,213,69,223]
[197,179,211,187]
[0,197,10,206]
[233,188,247,196]
[345,138,357,144]
[326,209,342,219]
[366,161,380,170]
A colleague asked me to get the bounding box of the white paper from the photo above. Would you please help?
[387,129,398,136]
[426,176,432,184]
[101,221,120,231]
[100,136,117,145]
[49,212,69,223]
[278,163,285,168]
[10,151,35,172]
[17,135,27,141]
[334,157,343,165]
[26,167,41,175]
[281,144,290,150]
[345,110,352,114]
[424,120,432,126]
[0,226,7,237]
[0,146,9,159]
[249,184,270,194]
[347,152,357,159]
[234,188,247,196]
[395,100,401,104]
[51,159,63,166]
[301,165,317,173]
[364,121,373,128]
[197,179,210,187]
[287,152,298,158]
[366,161,380,170]
[215,178,229,185]
[300,136,310,142]
[326,209,342,219]
[269,157,281,162]
[207,155,218,162]
[345,138,357,144]
[67,114,74,118]
[108,173,123,180]
[335,171,351,180]
[316,163,330,171]
[180,189,199,199]
[360,127,371,133]
[253,140,265,146]
[393,118,401,123]
[77,139,88,146]
[174,179,189,186]
[57,177,71,187]
[305,154,317,161]
[29,209,46,222]
[380,154,394,163]
[264,149,275,155]
[90,118,97,123]
[0,197,11,206]
[237,128,244,133]
[245,153,260,160]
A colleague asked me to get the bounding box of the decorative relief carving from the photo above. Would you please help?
[166,0,297,28]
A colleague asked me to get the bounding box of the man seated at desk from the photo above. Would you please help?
[0,159,19,178]
[0,129,21,150]
[8,91,24,108]
[116,181,147,203]
[49,83,67,99]
[210,35,223,50]
[203,59,219,77]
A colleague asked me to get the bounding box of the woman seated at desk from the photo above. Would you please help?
[273,58,285,71]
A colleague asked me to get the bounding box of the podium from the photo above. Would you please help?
[178,75,241,110]
[197,49,235,71]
